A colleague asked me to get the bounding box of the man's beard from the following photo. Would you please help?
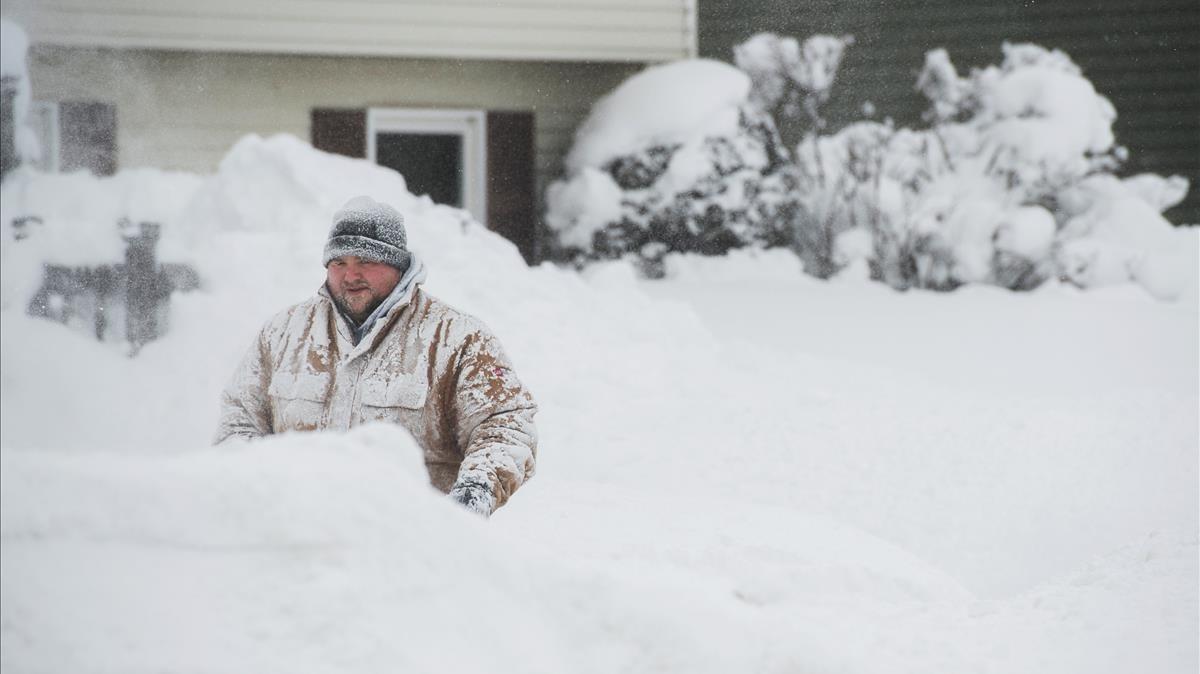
[330,284,386,325]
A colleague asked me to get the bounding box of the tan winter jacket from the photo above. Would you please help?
[214,283,537,512]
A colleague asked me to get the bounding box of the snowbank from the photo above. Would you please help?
[0,425,966,674]
[1,426,573,673]
[0,132,720,454]
[2,136,1195,672]
[8,423,1192,673]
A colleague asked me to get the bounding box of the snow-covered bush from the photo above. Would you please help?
[1054,172,1193,298]
[790,117,1065,290]
[792,43,1191,297]
[734,32,854,138]
[547,35,1193,299]
[544,59,797,268]
[545,39,861,270]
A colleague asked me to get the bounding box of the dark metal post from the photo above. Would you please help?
[1,75,17,181]
[123,221,162,353]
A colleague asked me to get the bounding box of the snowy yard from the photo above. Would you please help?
[1,135,1197,673]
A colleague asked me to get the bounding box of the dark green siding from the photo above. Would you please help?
[699,0,1200,224]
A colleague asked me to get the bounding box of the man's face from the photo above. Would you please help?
[326,256,402,323]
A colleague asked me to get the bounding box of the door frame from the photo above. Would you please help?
[28,101,61,172]
[366,107,487,226]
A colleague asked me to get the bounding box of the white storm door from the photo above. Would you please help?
[366,108,487,225]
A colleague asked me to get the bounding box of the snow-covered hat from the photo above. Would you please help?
[322,196,412,271]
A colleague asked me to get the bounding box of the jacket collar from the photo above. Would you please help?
[320,255,428,357]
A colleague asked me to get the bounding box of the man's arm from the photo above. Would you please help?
[448,325,538,516]
[213,329,274,444]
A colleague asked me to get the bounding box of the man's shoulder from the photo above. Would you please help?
[411,289,493,340]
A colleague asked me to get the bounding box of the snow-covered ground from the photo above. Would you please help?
[2,136,1197,673]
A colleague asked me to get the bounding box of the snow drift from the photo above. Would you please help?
[1,134,1195,673]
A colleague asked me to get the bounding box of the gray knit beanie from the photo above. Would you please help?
[322,196,412,271]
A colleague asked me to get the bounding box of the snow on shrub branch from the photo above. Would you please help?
[544,59,793,271]
[545,36,1193,299]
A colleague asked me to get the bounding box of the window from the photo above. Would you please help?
[24,100,115,175]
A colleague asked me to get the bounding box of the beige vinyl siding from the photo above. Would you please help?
[3,0,697,62]
[26,46,639,194]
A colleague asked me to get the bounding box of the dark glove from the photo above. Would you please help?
[449,479,495,517]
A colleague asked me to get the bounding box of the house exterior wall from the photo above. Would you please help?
[699,0,1200,225]
[2,0,697,63]
[25,46,642,192]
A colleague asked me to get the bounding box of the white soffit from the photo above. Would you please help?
[2,0,698,62]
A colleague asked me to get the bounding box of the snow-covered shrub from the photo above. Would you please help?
[544,59,797,265]
[1054,173,1192,298]
[790,117,1056,290]
[548,36,1192,298]
[734,32,854,137]
[789,43,1192,297]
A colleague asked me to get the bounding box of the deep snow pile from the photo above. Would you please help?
[0,133,717,450]
[2,137,1197,673]
[2,425,983,674]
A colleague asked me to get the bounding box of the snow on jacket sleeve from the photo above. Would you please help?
[448,323,538,514]
[213,327,274,444]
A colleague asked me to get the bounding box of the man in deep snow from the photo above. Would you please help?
[214,196,537,516]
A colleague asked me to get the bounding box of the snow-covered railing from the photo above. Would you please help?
[25,219,199,354]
